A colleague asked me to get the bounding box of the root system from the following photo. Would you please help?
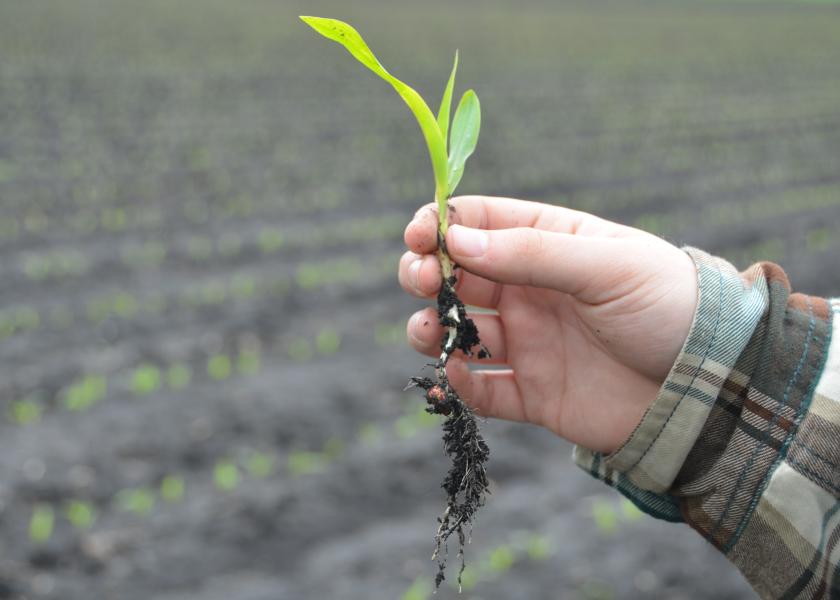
[406,270,491,591]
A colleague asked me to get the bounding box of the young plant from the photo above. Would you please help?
[301,16,490,589]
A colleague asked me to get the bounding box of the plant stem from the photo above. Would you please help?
[437,193,454,280]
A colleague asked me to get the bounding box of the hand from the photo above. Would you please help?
[398,196,698,454]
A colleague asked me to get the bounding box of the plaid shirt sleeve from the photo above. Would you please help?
[574,247,840,599]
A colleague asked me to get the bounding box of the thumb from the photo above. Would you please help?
[445,224,628,301]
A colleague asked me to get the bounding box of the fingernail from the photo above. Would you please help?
[408,258,422,290]
[449,225,488,257]
[407,311,424,344]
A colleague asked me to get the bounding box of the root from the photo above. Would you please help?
[406,271,491,591]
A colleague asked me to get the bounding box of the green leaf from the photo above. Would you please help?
[437,51,458,151]
[447,90,481,195]
[300,16,448,198]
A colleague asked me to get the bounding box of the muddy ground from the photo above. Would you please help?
[1,1,839,599]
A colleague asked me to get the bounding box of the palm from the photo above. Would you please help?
[490,283,658,450]
[400,196,697,453]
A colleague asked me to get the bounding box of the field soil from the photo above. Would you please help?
[1,1,839,598]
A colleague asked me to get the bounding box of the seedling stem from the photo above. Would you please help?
[301,17,490,590]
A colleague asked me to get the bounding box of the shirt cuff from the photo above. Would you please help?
[574,247,770,514]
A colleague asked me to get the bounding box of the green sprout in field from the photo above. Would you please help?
[301,16,490,590]
[29,503,55,543]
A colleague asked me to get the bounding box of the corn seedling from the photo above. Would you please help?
[116,488,156,515]
[131,364,162,395]
[806,226,834,253]
[315,329,341,355]
[322,437,344,459]
[579,580,616,600]
[287,337,313,362]
[394,404,439,440]
[402,530,553,596]
[374,322,406,347]
[302,16,490,589]
[525,534,552,560]
[200,280,227,305]
[29,504,55,543]
[287,449,328,477]
[591,498,619,534]
[64,374,107,411]
[9,398,42,425]
[231,273,257,299]
[214,460,239,491]
[16,306,41,330]
[402,576,433,600]
[121,240,167,269]
[0,159,16,183]
[0,305,41,339]
[49,306,74,329]
[186,235,213,260]
[257,228,285,253]
[167,364,192,389]
[65,500,96,529]
[237,349,261,375]
[246,451,274,478]
[620,498,644,522]
[161,475,186,502]
[207,354,232,380]
[357,422,383,446]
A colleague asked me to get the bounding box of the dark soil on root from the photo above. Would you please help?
[409,271,492,589]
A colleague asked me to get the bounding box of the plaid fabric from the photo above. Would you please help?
[575,248,839,599]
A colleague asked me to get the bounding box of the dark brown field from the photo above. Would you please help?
[1,1,839,598]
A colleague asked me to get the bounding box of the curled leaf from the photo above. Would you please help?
[300,16,448,198]
[437,51,459,152]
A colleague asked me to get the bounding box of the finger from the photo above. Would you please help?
[407,308,507,364]
[446,360,528,424]
[398,251,502,308]
[398,251,437,298]
[404,204,439,255]
[404,195,589,256]
[452,270,503,310]
[445,224,632,303]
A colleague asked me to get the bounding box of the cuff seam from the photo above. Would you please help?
[609,251,725,475]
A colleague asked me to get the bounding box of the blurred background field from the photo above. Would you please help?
[1,0,839,598]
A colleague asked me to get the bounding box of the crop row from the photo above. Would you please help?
[22,397,434,550]
[0,253,398,343]
[4,312,409,424]
[3,101,838,247]
[400,494,646,598]
[633,181,840,238]
[8,213,404,285]
[401,530,554,599]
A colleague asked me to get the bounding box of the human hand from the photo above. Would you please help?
[398,196,698,454]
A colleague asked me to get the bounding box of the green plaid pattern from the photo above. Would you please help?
[575,248,839,599]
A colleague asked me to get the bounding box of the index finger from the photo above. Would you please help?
[404,195,587,255]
